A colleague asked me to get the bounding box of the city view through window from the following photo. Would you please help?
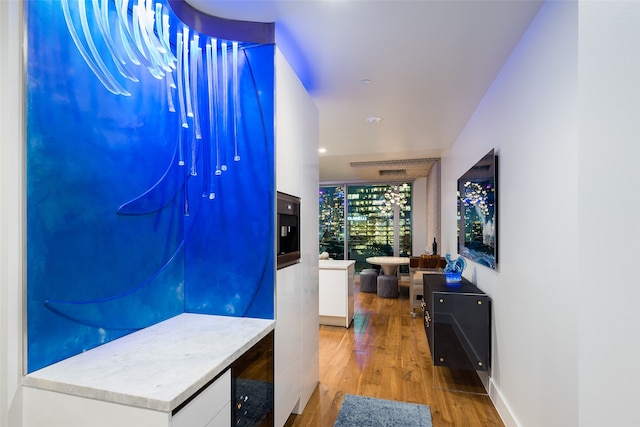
[319,183,412,273]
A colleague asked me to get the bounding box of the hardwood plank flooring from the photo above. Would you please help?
[284,279,504,427]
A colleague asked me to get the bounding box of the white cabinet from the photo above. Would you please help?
[23,370,230,427]
[275,263,302,426]
[274,46,320,424]
[172,370,230,427]
[22,315,274,427]
[23,387,170,427]
[319,260,355,328]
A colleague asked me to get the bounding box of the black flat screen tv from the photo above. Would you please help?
[457,149,498,269]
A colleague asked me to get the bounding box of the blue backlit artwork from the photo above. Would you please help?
[26,0,275,372]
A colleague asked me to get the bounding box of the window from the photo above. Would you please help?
[319,183,412,272]
[319,186,345,260]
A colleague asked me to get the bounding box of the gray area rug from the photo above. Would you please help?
[334,394,432,427]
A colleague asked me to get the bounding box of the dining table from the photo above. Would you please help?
[365,256,410,276]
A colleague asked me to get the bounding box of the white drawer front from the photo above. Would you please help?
[172,370,230,427]
[205,402,231,427]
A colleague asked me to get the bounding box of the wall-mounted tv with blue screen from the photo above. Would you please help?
[457,149,498,269]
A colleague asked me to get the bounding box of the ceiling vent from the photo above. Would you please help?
[349,158,439,181]
[379,169,406,176]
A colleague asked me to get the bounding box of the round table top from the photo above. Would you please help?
[365,256,410,266]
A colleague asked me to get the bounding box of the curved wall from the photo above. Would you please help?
[25,0,275,372]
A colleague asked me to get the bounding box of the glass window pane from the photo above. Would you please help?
[320,183,412,273]
[319,186,345,260]
[348,184,391,272]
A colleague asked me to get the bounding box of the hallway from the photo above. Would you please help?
[285,278,503,426]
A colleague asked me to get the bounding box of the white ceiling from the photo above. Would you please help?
[186,0,543,183]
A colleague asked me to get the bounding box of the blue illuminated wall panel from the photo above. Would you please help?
[25,0,275,372]
[184,44,274,318]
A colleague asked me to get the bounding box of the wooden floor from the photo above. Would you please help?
[284,279,504,427]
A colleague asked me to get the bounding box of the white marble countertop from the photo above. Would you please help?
[319,259,355,270]
[22,313,275,412]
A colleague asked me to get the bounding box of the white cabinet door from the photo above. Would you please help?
[319,263,354,328]
[172,370,230,427]
[319,269,346,317]
[275,263,302,426]
[205,402,231,427]
[23,386,170,427]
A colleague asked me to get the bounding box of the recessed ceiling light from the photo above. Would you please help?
[366,116,382,124]
[360,78,371,84]
[318,147,327,153]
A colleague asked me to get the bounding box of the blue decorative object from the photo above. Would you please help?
[443,253,466,285]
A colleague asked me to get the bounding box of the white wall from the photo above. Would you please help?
[413,162,442,257]
[411,177,427,255]
[274,47,319,426]
[442,2,578,426]
[1,1,24,426]
[578,2,640,426]
[425,161,441,254]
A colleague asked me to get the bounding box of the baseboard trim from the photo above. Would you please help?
[489,378,521,427]
[318,315,351,328]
